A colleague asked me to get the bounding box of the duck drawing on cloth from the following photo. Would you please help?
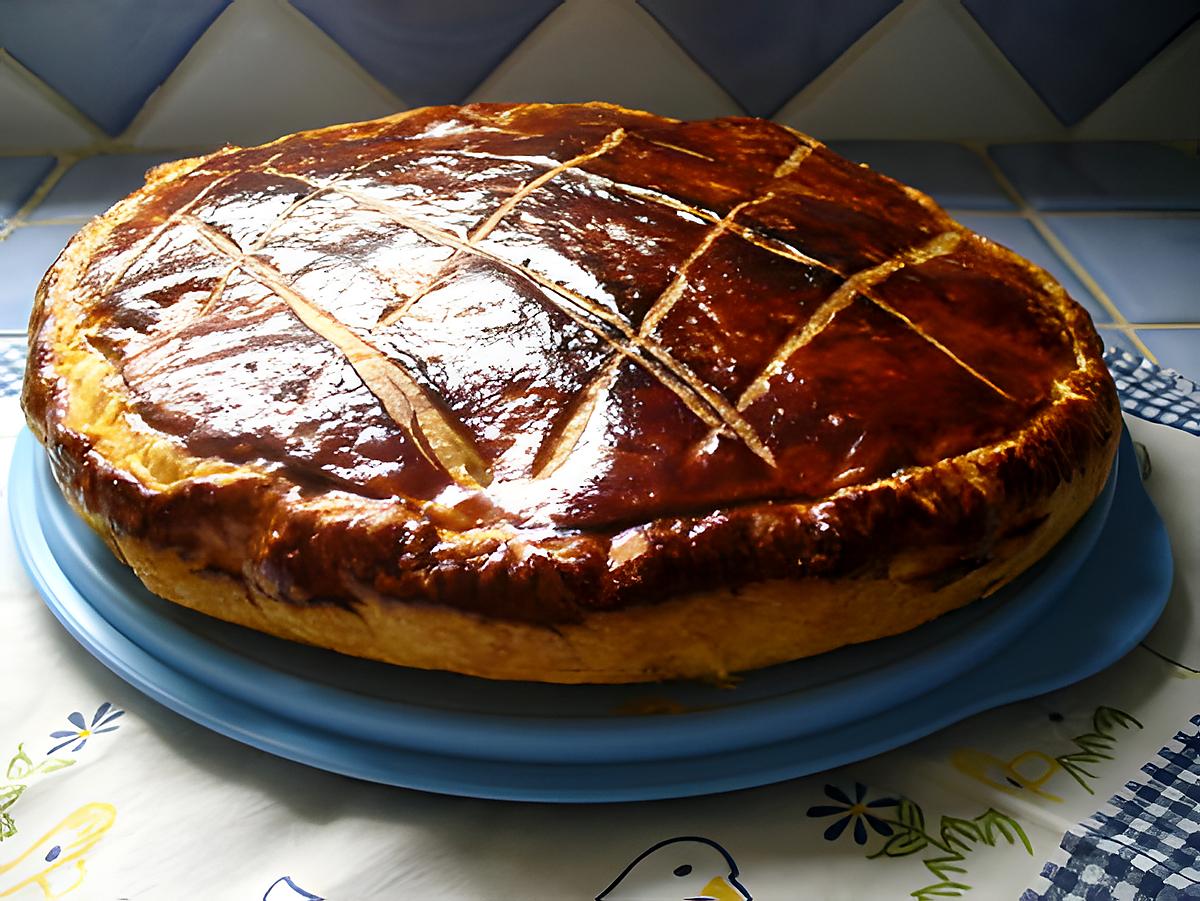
[0,803,115,900]
[597,836,751,901]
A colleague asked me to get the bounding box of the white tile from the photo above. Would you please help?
[469,0,742,121]
[1073,21,1200,140]
[0,55,96,150]
[124,0,400,149]
[774,0,1062,140]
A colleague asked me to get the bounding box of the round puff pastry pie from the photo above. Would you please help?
[23,103,1121,683]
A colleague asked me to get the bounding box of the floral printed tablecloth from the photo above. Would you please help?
[1,351,1197,901]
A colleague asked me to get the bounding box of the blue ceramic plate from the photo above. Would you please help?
[14,430,1113,766]
[10,432,1170,801]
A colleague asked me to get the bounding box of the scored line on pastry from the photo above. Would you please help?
[183,213,492,488]
[99,115,1039,489]
[374,127,629,330]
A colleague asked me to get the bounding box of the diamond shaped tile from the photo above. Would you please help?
[773,0,1059,140]
[30,153,183,222]
[0,0,229,135]
[127,0,397,149]
[830,141,1013,210]
[1073,24,1200,140]
[0,224,81,329]
[0,157,54,223]
[469,0,740,120]
[289,0,563,105]
[954,214,1108,324]
[990,143,1200,211]
[638,0,900,116]
[1045,216,1200,323]
[963,0,1200,125]
[0,57,96,150]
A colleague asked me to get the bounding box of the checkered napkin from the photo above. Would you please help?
[0,336,25,400]
[1023,717,1200,900]
[1023,350,1200,901]
[1106,350,1200,436]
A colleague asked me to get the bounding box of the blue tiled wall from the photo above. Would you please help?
[0,0,1197,373]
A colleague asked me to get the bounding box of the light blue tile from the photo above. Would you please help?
[990,143,1200,211]
[1045,216,1200,323]
[30,153,181,222]
[954,213,1108,323]
[1137,329,1200,379]
[0,225,81,330]
[832,142,1013,210]
[0,157,55,224]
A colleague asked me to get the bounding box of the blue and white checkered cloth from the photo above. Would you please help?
[1024,716,1200,900]
[1024,350,1200,900]
[1106,350,1200,436]
[0,336,25,400]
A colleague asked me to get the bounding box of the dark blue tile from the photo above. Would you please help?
[1138,329,1200,377]
[963,0,1200,125]
[290,0,562,105]
[991,143,1200,211]
[0,225,80,330]
[31,153,182,222]
[0,157,55,223]
[638,0,900,117]
[954,214,1109,323]
[1045,216,1200,323]
[1,0,229,135]
[830,142,1012,210]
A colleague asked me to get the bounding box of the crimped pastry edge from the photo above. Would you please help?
[22,104,1121,682]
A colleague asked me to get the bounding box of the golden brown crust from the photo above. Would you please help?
[23,103,1121,682]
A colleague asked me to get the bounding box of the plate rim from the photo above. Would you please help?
[9,431,1171,802]
[15,429,1116,764]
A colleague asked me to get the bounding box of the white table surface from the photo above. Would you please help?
[1,387,1197,901]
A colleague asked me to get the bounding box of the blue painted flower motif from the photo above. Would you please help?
[807,782,898,845]
[48,702,124,754]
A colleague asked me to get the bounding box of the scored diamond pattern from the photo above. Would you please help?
[101,114,1023,492]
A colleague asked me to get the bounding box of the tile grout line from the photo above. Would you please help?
[965,143,1159,364]
[1,145,221,238]
[0,143,219,159]
[9,217,95,228]
[0,155,78,243]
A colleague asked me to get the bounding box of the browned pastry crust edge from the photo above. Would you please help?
[23,104,1121,682]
